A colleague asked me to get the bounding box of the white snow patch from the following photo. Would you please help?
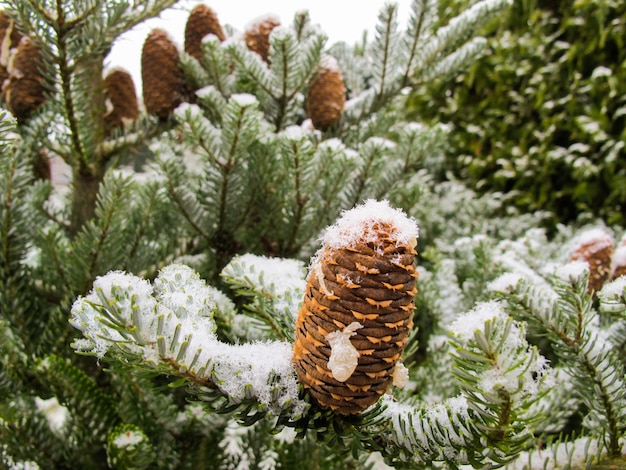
[599,276,626,301]
[244,13,281,33]
[575,227,614,249]
[34,397,68,434]
[488,272,523,294]
[112,430,144,448]
[230,93,258,107]
[321,199,419,251]
[553,261,589,283]
[449,301,503,341]
[319,55,341,73]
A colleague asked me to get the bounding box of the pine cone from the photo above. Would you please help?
[570,228,614,293]
[306,56,346,131]
[293,200,418,415]
[104,68,139,133]
[0,11,23,84]
[244,14,280,63]
[184,5,225,62]
[141,28,188,120]
[2,37,46,122]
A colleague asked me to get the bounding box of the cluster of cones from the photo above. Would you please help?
[293,221,417,415]
[1,5,347,132]
[570,228,626,293]
[141,4,346,129]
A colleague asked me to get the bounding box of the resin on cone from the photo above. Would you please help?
[184,5,225,62]
[306,56,346,131]
[293,200,418,415]
[244,14,280,63]
[570,228,614,293]
[104,68,139,133]
[141,28,188,119]
[2,37,46,122]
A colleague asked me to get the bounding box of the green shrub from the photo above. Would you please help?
[408,0,626,226]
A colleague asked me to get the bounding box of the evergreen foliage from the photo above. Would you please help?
[0,0,625,468]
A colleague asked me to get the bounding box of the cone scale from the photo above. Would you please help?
[293,200,418,415]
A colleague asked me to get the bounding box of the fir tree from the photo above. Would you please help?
[1,0,625,469]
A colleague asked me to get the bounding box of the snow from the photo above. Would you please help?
[281,125,306,140]
[553,260,589,283]
[599,276,626,303]
[487,272,523,294]
[612,245,626,272]
[34,397,68,434]
[319,55,341,73]
[321,199,419,251]
[230,93,258,107]
[244,13,281,33]
[448,301,503,341]
[226,253,306,300]
[326,322,363,381]
[574,227,614,248]
[112,430,144,448]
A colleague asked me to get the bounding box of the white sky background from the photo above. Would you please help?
[107,0,412,97]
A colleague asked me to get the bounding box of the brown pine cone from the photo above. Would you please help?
[104,68,139,134]
[2,37,46,122]
[244,14,280,63]
[141,28,188,120]
[184,5,225,62]
[0,11,23,85]
[306,56,346,131]
[293,200,418,415]
[570,228,614,293]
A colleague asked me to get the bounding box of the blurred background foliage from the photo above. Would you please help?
[406,0,626,228]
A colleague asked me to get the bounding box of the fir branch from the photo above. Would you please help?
[372,3,401,104]
[382,302,551,467]
[491,265,626,456]
[402,0,438,86]
[70,265,308,418]
[36,354,120,455]
[221,254,305,342]
[67,174,134,292]
[198,35,234,97]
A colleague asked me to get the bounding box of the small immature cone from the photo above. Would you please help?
[244,14,280,62]
[184,5,226,62]
[293,200,418,415]
[141,28,188,120]
[104,68,139,133]
[306,56,346,131]
[2,37,46,122]
[569,228,614,293]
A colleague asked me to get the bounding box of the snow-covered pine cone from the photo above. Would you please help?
[244,14,280,63]
[104,68,139,134]
[2,37,46,122]
[293,200,418,415]
[184,5,225,62]
[141,29,188,120]
[306,56,346,131]
[570,228,614,293]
